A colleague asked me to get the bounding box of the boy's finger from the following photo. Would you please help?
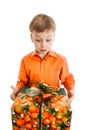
[10,94,15,100]
[11,86,15,90]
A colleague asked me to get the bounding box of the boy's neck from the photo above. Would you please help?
[34,50,50,59]
[39,53,48,59]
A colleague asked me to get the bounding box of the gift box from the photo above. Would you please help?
[11,82,72,130]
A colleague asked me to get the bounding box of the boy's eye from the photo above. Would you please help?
[35,39,51,42]
[46,39,51,42]
[35,39,41,42]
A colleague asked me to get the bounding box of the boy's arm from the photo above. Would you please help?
[62,73,75,102]
[59,57,75,100]
[16,59,29,89]
[10,58,29,100]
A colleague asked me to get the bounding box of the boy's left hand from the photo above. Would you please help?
[68,89,75,103]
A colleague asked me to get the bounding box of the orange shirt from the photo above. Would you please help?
[16,50,75,92]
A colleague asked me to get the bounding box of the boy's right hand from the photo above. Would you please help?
[10,86,20,100]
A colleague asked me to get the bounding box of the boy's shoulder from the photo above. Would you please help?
[51,51,66,60]
[21,51,33,60]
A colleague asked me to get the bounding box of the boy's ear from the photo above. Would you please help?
[30,34,33,42]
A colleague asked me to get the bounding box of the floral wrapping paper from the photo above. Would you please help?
[11,83,72,130]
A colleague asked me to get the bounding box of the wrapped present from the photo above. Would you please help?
[11,82,72,130]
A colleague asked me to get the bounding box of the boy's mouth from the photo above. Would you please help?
[40,49,47,52]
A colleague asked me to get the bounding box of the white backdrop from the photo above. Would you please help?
[0,0,87,129]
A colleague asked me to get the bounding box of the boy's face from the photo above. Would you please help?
[30,30,55,57]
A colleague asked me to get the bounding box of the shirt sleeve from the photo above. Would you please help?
[59,57,75,91]
[16,59,29,89]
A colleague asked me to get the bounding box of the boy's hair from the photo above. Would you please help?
[29,14,56,32]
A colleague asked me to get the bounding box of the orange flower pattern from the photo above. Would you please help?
[11,83,72,130]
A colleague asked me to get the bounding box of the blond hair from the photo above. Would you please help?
[29,14,56,32]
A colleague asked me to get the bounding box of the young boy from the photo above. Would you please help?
[10,14,75,130]
[10,13,75,101]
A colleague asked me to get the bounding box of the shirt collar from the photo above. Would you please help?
[49,50,58,57]
[31,50,57,58]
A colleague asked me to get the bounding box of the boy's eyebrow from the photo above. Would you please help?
[32,34,53,38]
[31,34,40,37]
[33,35,41,38]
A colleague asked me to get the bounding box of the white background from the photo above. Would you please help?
[0,0,87,129]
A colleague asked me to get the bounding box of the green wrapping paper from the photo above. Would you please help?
[11,83,72,130]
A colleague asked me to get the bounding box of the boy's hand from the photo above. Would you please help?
[68,89,75,103]
[10,86,20,100]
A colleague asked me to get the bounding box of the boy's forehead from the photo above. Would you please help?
[32,30,55,38]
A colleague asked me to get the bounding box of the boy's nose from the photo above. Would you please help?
[41,41,46,48]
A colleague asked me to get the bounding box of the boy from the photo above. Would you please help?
[10,13,75,101]
[10,14,75,130]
